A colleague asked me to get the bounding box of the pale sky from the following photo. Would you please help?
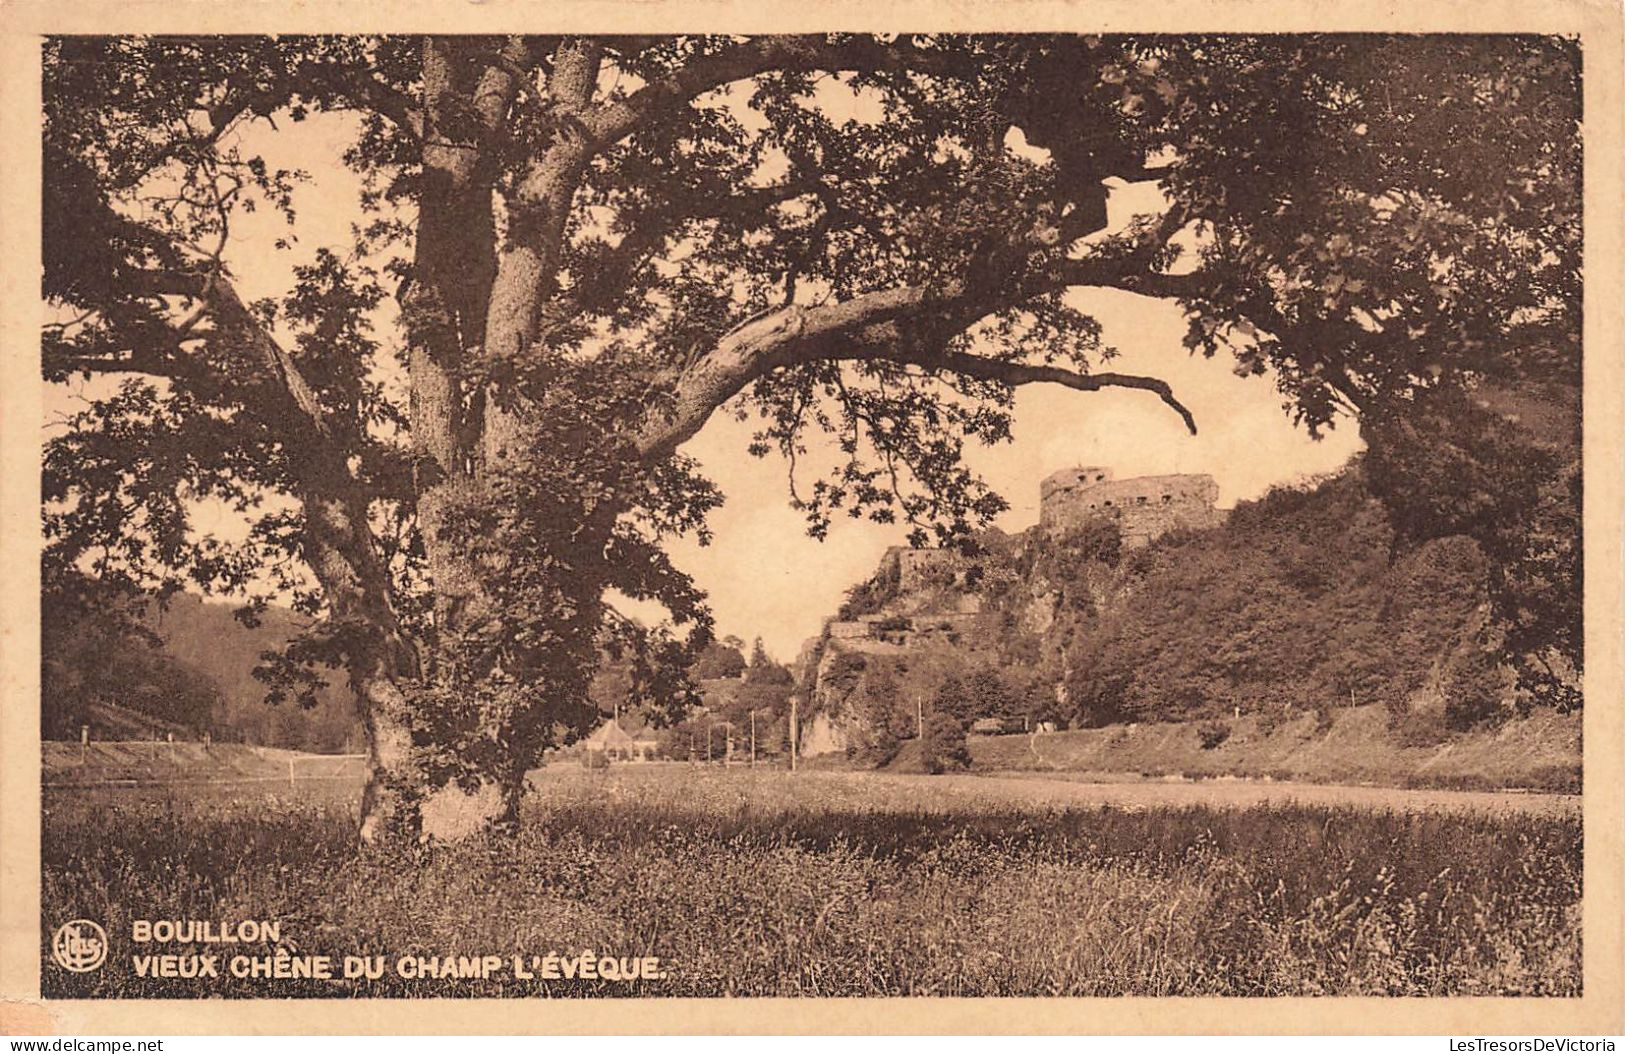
[49,106,1363,663]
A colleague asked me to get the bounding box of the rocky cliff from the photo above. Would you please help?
[793,466,1221,758]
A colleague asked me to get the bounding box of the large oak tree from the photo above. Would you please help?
[42,34,1581,840]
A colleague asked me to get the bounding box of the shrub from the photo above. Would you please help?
[1313,701,1338,735]
[1444,643,1507,730]
[1384,691,1413,730]
[931,672,971,725]
[1197,720,1232,750]
[1256,705,1287,736]
[920,710,971,774]
[853,663,909,768]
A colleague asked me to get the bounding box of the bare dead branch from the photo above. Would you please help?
[930,353,1198,434]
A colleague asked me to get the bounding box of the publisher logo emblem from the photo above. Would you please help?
[52,919,107,972]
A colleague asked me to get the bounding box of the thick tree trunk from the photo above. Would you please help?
[407,40,499,634]
[352,38,626,842]
[365,37,573,842]
[355,671,418,844]
[192,259,435,845]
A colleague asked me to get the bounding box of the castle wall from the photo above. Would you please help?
[1039,471,1222,547]
[883,545,967,593]
[823,613,977,651]
[1039,466,1114,504]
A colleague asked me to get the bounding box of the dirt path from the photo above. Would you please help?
[842,769,1582,817]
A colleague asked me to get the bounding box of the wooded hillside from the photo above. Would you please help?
[43,582,362,750]
[818,459,1545,762]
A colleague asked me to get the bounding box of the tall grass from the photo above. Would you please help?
[41,769,1580,998]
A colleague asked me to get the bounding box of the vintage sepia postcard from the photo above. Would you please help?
[1,0,1621,1037]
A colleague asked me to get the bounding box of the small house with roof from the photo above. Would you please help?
[582,717,659,762]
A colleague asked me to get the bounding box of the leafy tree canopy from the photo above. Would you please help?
[1062,466,1498,727]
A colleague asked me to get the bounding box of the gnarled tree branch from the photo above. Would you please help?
[635,254,1208,461]
[584,35,969,150]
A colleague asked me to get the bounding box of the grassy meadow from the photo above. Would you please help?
[42,765,1580,998]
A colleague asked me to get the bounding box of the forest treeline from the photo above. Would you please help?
[41,457,1568,755]
[41,581,795,754]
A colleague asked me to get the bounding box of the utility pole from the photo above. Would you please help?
[706,720,713,763]
[916,694,924,740]
[750,710,757,768]
[789,696,798,772]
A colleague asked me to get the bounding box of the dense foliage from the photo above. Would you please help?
[919,707,972,775]
[689,638,747,681]
[1059,467,1497,728]
[1363,381,1581,710]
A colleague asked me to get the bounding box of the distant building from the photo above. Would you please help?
[582,718,658,762]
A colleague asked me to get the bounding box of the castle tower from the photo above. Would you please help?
[1039,466,1222,546]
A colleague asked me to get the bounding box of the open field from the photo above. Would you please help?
[42,764,1580,998]
[831,769,1579,817]
[42,701,1580,798]
[39,756,1581,817]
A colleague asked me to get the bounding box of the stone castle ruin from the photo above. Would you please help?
[1038,466,1222,548]
[885,545,971,594]
[791,465,1228,756]
[813,466,1225,654]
